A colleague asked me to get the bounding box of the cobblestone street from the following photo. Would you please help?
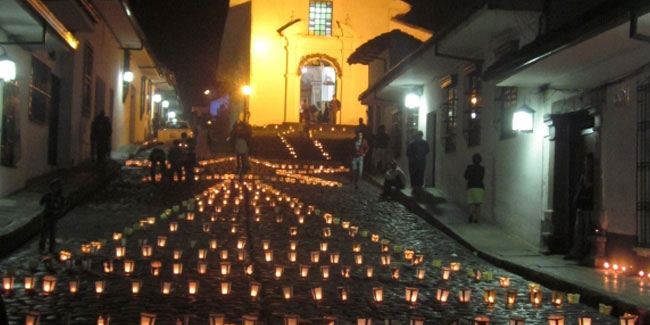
[0,154,619,324]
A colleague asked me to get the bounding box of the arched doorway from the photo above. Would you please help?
[298,54,341,123]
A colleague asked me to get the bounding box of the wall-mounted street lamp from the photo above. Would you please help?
[162,100,169,108]
[405,93,420,110]
[167,111,176,120]
[122,70,134,83]
[242,85,252,95]
[512,104,535,132]
[153,93,162,103]
[204,89,211,95]
[0,47,16,82]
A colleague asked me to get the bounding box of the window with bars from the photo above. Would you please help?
[82,43,93,118]
[464,74,481,147]
[309,1,333,36]
[443,85,457,152]
[498,87,518,140]
[29,57,51,123]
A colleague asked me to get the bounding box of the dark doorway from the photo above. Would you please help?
[47,76,60,166]
[550,110,596,254]
[427,111,436,186]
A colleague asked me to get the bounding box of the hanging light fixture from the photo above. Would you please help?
[0,47,16,82]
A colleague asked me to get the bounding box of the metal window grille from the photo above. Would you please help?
[499,87,518,139]
[443,86,457,152]
[82,43,93,117]
[309,1,332,36]
[638,77,650,247]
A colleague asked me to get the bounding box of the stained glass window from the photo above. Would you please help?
[309,1,332,36]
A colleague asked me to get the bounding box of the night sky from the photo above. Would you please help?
[128,0,453,110]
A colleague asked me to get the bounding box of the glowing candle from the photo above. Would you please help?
[416,268,426,280]
[123,260,135,275]
[141,245,152,257]
[311,286,323,302]
[173,262,183,275]
[338,286,349,302]
[442,267,451,281]
[274,265,284,279]
[365,266,374,279]
[373,287,383,303]
[436,288,450,303]
[131,280,142,295]
[283,285,293,300]
[405,287,419,304]
[381,254,391,266]
[220,281,231,295]
[250,281,261,299]
[157,236,167,247]
[354,254,363,265]
[95,280,105,294]
[300,265,310,278]
[311,251,320,263]
[321,265,330,280]
[459,288,471,303]
[173,249,182,260]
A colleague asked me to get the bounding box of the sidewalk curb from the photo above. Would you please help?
[364,176,649,324]
[0,163,121,258]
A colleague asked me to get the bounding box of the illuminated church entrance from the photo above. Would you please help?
[300,59,337,123]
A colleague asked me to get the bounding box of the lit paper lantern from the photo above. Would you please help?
[289,227,298,236]
[320,242,328,252]
[441,267,451,281]
[410,316,425,325]
[113,233,122,241]
[188,280,199,295]
[209,314,225,325]
[321,265,330,280]
[262,240,270,250]
[245,264,254,276]
[459,288,471,303]
[381,243,390,253]
[330,252,340,264]
[531,290,542,307]
[365,266,374,279]
[311,286,323,302]
[357,318,371,325]
[169,222,178,232]
[198,249,207,260]
[483,288,496,306]
[59,251,71,262]
[142,245,152,257]
[97,315,110,325]
[42,275,56,294]
[578,317,592,325]
[391,267,400,280]
[436,288,450,303]
[115,246,125,259]
[404,249,414,261]
[237,237,247,250]
[95,280,105,295]
[2,275,14,292]
[250,281,261,299]
[450,262,460,271]
[220,281,231,295]
[24,276,36,292]
[289,240,298,251]
[124,260,135,275]
[341,266,351,278]
[25,311,40,325]
[140,313,156,325]
[551,291,564,307]
[353,243,362,253]
[81,244,92,254]
[265,250,274,262]
[288,251,297,263]
[150,260,161,276]
[209,239,218,251]
[415,268,425,280]
[381,254,391,266]
[203,223,211,233]
[157,236,167,247]
[242,315,258,325]
[300,265,310,278]
[173,263,183,275]
[131,280,142,295]
[173,249,183,260]
[547,315,564,325]
[405,287,419,304]
[338,286,349,302]
[69,279,79,294]
[354,254,363,265]
[373,287,383,303]
[499,277,510,288]
[371,234,379,242]
[509,316,525,325]
[619,314,637,325]
[507,289,518,306]
[274,265,284,280]
[311,251,320,263]
[220,249,229,260]
[474,316,490,325]
[283,285,293,300]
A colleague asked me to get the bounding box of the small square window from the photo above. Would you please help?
[308,1,332,36]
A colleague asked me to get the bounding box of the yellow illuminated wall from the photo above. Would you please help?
[219,0,430,126]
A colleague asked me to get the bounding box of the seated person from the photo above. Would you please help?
[381,160,406,198]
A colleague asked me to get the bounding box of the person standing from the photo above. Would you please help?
[230,120,252,174]
[330,96,340,124]
[167,140,184,181]
[566,153,595,260]
[406,131,429,192]
[464,153,484,223]
[380,160,406,199]
[152,113,162,139]
[373,125,390,172]
[148,147,166,182]
[39,178,65,254]
[91,111,112,163]
[350,131,369,189]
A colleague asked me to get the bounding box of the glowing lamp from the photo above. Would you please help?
[324,213,333,224]
[91,241,102,253]
[410,316,425,325]
[459,288,471,303]
[412,254,424,265]
[300,265,310,278]
[381,243,390,253]
[104,260,114,273]
[283,285,293,300]
[391,267,400,280]
[442,267,451,280]
[209,239,218,250]
[237,237,247,250]
[311,286,323,302]
[250,281,261,299]
[173,249,182,260]
[198,249,207,260]
[238,251,245,261]
[284,315,300,325]
[265,250,274,262]
[531,290,542,307]
[241,85,252,95]
[289,251,297,263]
[289,227,298,236]
[357,319,372,325]
[150,261,161,276]
[551,291,564,307]
[321,265,330,280]
[209,314,225,325]
[160,281,172,295]
[320,242,328,252]
[381,254,391,266]
[262,240,270,250]
[341,266,351,278]
[371,234,379,242]
[94,280,105,294]
[483,288,496,306]
[123,70,134,83]
[311,251,320,263]
[274,265,284,279]
[140,313,156,325]
[450,262,461,271]
[353,243,362,253]
[404,249,414,261]
[152,94,162,103]
[330,252,340,264]
[169,222,178,232]
[509,316,525,325]
[173,262,183,275]
[365,266,374,279]
[128,279,142,295]
[578,317,592,325]
[82,244,92,254]
[115,246,125,259]
[512,104,535,132]
[620,314,637,325]
[405,287,419,304]
[289,240,298,251]
[2,275,14,292]
[157,236,167,247]
[23,276,36,292]
[69,279,79,294]
[338,286,349,302]
[141,245,152,257]
[436,287,450,303]
[24,311,40,325]
[547,315,564,325]
[499,277,510,288]
[220,249,229,260]
[59,251,71,262]
[354,254,363,265]
[507,289,518,306]
[372,287,383,303]
[188,280,199,295]
[123,260,135,275]
[342,221,350,229]
[474,316,490,325]
[219,281,231,295]
[405,93,420,109]
[230,224,237,233]
[219,261,231,276]
[245,264,254,276]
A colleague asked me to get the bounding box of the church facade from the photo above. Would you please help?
[217,0,430,126]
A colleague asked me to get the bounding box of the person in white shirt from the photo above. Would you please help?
[381,160,406,199]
